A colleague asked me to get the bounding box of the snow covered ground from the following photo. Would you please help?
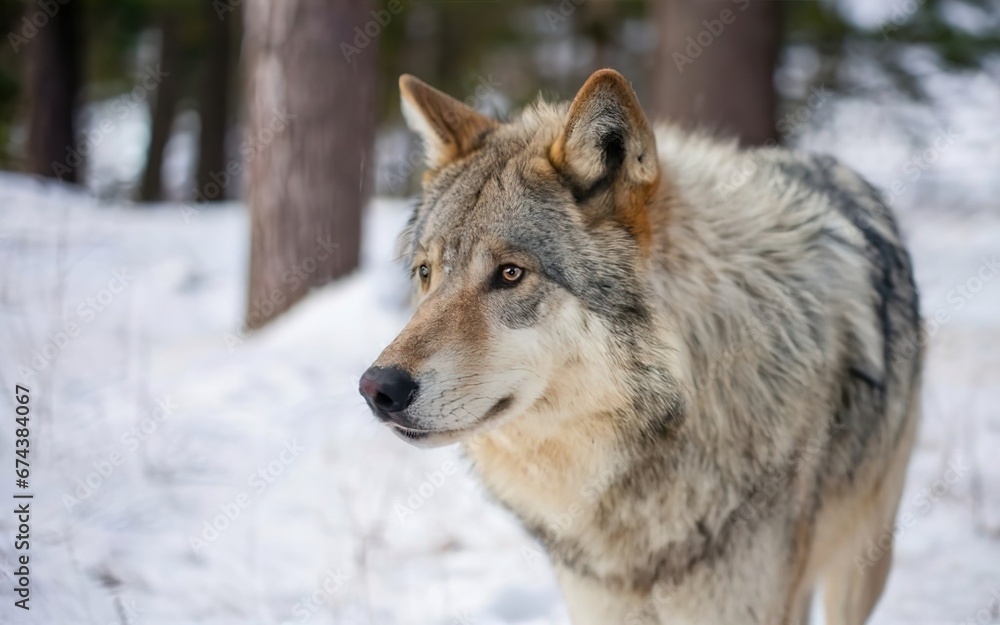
[0,171,998,625]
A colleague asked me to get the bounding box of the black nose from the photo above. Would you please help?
[359,366,419,415]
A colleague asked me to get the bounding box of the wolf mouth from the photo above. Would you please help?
[385,421,469,447]
[387,421,454,439]
[384,395,515,446]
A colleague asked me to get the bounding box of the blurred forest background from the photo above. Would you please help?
[1,0,998,326]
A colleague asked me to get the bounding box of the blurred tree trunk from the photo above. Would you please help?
[138,15,180,202]
[24,0,82,182]
[244,0,375,329]
[195,4,231,202]
[651,0,780,145]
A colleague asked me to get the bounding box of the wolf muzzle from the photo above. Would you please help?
[359,365,419,426]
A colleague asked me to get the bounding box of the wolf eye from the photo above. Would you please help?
[496,264,524,287]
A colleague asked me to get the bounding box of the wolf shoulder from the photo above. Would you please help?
[652,125,922,393]
[653,124,902,246]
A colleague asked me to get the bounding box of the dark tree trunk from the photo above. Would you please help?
[24,0,82,182]
[245,0,376,329]
[195,3,231,202]
[651,0,780,146]
[138,16,181,202]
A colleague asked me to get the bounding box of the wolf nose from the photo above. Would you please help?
[359,366,419,415]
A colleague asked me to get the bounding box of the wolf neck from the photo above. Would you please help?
[463,326,683,539]
[463,402,640,533]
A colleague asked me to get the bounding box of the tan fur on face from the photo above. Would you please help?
[467,302,641,531]
[375,245,490,374]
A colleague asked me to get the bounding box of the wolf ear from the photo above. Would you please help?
[550,69,658,202]
[399,74,498,170]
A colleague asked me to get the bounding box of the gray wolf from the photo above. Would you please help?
[359,69,922,625]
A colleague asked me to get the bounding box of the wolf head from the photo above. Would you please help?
[360,69,675,448]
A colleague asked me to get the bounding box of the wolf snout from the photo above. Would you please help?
[359,365,419,421]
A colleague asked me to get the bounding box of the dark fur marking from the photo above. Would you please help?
[550,127,627,204]
[849,365,884,391]
[532,456,796,594]
[483,395,513,421]
[600,129,626,172]
[777,155,922,481]
[573,129,626,203]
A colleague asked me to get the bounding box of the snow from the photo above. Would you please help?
[0,170,998,625]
